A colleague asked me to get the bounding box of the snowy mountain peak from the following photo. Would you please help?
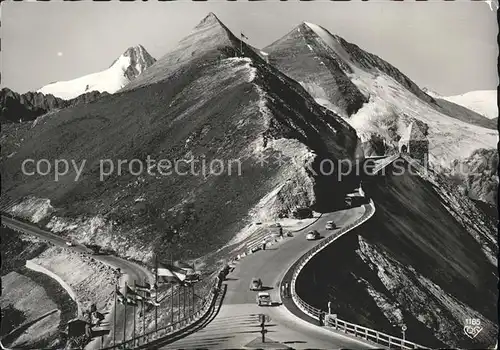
[122,13,241,92]
[303,21,328,33]
[37,45,156,100]
[265,21,497,166]
[109,45,157,80]
[122,45,155,64]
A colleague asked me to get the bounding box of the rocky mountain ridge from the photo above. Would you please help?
[0,88,107,124]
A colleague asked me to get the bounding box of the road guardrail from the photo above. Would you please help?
[289,200,429,349]
[101,271,225,350]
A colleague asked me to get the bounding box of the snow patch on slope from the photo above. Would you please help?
[38,56,133,100]
[348,72,497,165]
[304,22,353,66]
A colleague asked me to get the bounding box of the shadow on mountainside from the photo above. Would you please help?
[296,159,498,349]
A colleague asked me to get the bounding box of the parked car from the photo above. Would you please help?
[250,277,263,291]
[325,221,336,230]
[256,292,272,306]
[306,230,320,241]
[86,244,101,255]
[65,241,74,247]
[292,207,313,219]
[251,246,261,253]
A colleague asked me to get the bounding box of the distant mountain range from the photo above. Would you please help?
[423,87,497,122]
[264,22,497,166]
[1,13,497,348]
[0,45,156,124]
[37,45,156,100]
[0,88,107,124]
[441,90,497,120]
[1,12,359,261]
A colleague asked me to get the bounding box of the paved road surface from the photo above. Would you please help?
[160,206,376,349]
[1,215,154,349]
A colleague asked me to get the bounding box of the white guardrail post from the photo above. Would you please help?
[289,200,429,349]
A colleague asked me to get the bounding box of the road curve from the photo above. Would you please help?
[160,205,377,349]
[1,215,154,349]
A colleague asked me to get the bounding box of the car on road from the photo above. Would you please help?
[325,221,336,230]
[86,244,102,255]
[306,230,320,241]
[65,241,74,247]
[256,292,272,306]
[250,277,263,291]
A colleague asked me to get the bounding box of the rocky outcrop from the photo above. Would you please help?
[111,45,156,81]
[447,148,498,205]
[0,88,107,124]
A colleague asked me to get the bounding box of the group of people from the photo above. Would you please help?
[214,264,233,291]
[262,227,285,250]
[281,282,290,298]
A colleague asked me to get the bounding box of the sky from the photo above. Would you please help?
[1,0,498,96]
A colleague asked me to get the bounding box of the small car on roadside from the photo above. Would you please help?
[250,277,263,291]
[306,230,320,241]
[325,221,336,230]
[256,292,272,306]
[65,241,74,247]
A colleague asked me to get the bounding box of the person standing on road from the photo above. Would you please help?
[285,282,289,297]
[319,311,326,326]
[279,227,283,237]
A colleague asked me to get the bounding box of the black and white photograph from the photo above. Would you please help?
[0,1,498,349]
